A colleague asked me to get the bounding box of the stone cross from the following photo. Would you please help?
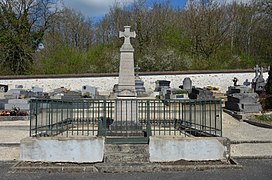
[119,26,136,50]
[117,26,137,97]
[260,67,264,77]
[135,64,140,74]
[254,65,260,77]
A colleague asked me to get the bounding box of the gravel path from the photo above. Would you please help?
[222,112,272,142]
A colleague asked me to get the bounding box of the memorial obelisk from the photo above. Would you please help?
[114,26,138,125]
[117,26,137,97]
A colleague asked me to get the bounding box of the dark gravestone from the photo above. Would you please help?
[0,99,8,110]
[189,88,213,100]
[227,86,254,95]
[243,79,251,86]
[135,79,146,95]
[225,85,262,113]
[155,80,171,92]
[134,65,146,96]
[0,85,8,92]
[252,66,266,93]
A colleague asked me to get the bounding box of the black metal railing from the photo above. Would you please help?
[29,99,222,139]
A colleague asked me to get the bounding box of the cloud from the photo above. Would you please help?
[63,0,134,17]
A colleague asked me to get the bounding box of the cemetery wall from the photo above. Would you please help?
[0,70,268,95]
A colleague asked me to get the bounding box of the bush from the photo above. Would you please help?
[265,68,272,95]
[261,66,272,110]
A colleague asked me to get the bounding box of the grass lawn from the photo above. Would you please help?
[255,114,272,121]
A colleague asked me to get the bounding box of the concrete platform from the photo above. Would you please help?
[1,112,272,162]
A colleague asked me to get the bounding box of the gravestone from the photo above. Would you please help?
[252,65,266,93]
[154,80,171,99]
[183,77,192,93]
[15,85,23,89]
[82,85,97,98]
[4,89,26,99]
[50,87,81,100]
[189,88,213,100]
[0,99,8,110]
[32,86,43,93]
[134,65,146,96]
[225,79,262,113]
[255,67,266,93]
[29,86,44,98]
[0,85,8,92]
[243,79,251,86]
[5,99,30,111]
[155,80,171,92]
[252,64,260,85]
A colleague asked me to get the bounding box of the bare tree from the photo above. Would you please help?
[0,0,59,74]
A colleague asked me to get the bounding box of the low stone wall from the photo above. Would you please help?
[0,116,29,121]
[149,136,230,161]
[20,137,105,163]
[0,70,268,95]
[20,136,230,163]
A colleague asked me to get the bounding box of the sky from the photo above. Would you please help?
[63,0,250,19]
[63,0,187,18]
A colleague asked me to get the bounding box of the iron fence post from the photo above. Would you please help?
[220,99,223,137]
[29,100,32,137]
[35,100,38,137]
[146,100,152,137]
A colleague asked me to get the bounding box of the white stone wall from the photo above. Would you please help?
[0,72,268,95]
[20,137,105,163]
[149,137,229,161]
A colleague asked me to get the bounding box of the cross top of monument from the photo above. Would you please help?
[119,26,136,50]
[254,65,260,75]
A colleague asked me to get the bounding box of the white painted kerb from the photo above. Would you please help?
[149,137,228,161]
[20,137,105,163]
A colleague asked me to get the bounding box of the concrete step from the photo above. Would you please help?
[105,144,149,154]
[104,144,149,163]
[104,153,149,163]
[106,131,145,136]
[109,125,143,131]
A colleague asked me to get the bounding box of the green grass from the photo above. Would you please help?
[256,115,272,121]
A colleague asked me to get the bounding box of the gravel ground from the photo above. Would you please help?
[222,113,272,142]
[0,147,20,161]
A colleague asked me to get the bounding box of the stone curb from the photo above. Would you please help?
[232,156,272,159]
[230,141,272,144]
[243,120,272,129]
[10,160,241,173]
[0,126,29,130]
[0,143,20,147]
